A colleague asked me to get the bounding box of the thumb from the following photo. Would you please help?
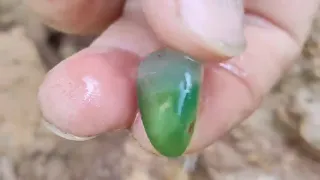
[141,0,246,61]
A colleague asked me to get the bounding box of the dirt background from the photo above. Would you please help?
[1,1,320,180]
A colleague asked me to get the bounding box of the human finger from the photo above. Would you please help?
[131,0,319,155]
[23,0,125,34]
[38,1,162,140]
[141,0,247,62]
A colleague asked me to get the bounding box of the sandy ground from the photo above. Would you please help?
[2,1,320,180]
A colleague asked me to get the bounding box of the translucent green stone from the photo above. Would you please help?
[137,48,202,157]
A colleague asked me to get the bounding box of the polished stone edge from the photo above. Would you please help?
[138,48,205,158]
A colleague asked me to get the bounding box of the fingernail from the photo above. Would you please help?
[42,119,96,141]
[180,0,246,56]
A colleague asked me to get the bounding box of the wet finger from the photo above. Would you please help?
[38,2,162,140]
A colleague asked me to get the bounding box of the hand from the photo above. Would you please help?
[29,0,319,155]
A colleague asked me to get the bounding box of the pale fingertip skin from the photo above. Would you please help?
[245,0,320,45]
[180,0,246,56]
[141,0,246,62]
[38,48,140,138]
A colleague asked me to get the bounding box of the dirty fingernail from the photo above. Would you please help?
[180,0,246,56]
[42,119,96,141]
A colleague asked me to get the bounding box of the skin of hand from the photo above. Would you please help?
[25,0,319,155]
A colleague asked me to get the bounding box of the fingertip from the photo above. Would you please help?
[141,0,246,62]
[38,48,140,138]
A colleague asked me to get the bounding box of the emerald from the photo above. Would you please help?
[137,48,202,157]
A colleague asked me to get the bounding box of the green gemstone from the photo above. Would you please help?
[137,48,203,157]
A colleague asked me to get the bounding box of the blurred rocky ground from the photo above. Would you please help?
[1,0,320,180]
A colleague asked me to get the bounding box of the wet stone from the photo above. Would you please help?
[137,48,203,157]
